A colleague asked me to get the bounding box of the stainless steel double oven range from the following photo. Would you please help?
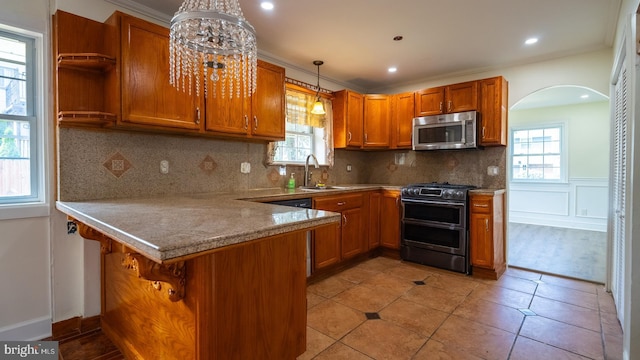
[400,182,476,274]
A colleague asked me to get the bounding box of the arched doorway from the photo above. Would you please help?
[507,85,609,283]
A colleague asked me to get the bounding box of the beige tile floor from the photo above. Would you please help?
[299,257,623,360]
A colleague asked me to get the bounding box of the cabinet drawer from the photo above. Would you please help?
[470,196,492,214]
[314,193,364,211]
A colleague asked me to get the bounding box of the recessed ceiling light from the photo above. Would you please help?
[525,37,538,45]
[388,67,397,73]
[261,1,274,10]
[581,94,589,99]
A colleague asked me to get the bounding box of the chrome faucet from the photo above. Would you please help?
[304,154,320,187]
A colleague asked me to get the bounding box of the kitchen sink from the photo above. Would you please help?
[299,185,352,191]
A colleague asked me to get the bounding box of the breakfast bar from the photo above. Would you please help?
[56,192,341,359]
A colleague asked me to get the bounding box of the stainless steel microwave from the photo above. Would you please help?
[412,110,478,150]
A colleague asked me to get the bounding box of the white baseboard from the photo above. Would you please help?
[0,316,51,341]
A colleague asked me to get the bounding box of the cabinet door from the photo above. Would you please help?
[346,91,364,147]
[363,95,390,148]
[380,190,401,249]
[368,192,381,249]
[313,223,341,270]
[479,76,508,146]
[445,81,478,113]
[120,15,203,130]
[414,87,445,116]
[392,92,414,149]
[469,211,494,268]
[204,69,251,136]
[251,60,285,140]
[341,207,366,259]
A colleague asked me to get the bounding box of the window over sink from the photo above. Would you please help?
[268,84,333,166]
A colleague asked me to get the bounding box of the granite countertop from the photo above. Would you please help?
[56,185,399,263]
[469,188,506,195]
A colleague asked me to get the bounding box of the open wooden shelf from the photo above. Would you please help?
[58,53,116,71]
[58,111,117,127]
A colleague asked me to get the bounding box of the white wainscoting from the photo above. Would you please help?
[508,178,608,232]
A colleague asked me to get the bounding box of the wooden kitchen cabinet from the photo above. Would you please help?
[391,92,414,149]
[368,191,381,249]
[314,193,367,261]
[414,81,478,116]
[53,10,119,128]
[205,60,285,140]
[312,223,341,270]
[363,94,391,148]
[118,13,203,131]
[469,191,506,280]
[479,76,508,146]
[380,190,401,249]
[333,90,364,148]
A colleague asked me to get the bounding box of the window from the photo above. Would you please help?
[0,29,40,205]
[510,124,565,182]
[269,86,333,166]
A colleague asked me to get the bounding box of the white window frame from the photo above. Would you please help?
[509,122,568,184]
[271,88,330,166]
[0,24,48,220]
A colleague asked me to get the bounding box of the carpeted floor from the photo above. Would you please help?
[507,223,607,283]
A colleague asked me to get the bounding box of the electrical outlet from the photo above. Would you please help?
[241,162,251,173]
[160,160,169,174]
[346,164,352,172]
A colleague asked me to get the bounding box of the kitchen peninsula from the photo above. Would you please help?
[57,190,341,359]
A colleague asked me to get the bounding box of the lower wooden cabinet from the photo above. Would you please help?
[380,190,401,249]
[313,192,366,270]
[469,190,506,279]
[368,191,381,249]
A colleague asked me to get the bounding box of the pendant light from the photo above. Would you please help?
[310,60,326,115]
[169,0,257,99]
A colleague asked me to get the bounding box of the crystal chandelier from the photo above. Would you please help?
[169,0,257,98]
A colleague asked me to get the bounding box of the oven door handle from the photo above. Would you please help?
[401,199,464,207]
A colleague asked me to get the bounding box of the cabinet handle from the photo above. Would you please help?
[342,214,347,226]
[447,101,452,112]
[347,132,352,142]
[474,204,489,208]
[253,116,258,130]
[195,107,201,125]
[337,201,346,206]
[364,133,368,143]
[244,115,248,130]
[439,102,443,112]
[482,127,486,138]
[485,218,489,232]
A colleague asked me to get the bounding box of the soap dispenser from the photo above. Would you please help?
[287,173,296,189]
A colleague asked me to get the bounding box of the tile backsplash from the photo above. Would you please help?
[58,128,505,201]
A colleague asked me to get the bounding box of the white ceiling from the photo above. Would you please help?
[108,0,620,98]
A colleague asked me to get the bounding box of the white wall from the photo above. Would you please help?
[0,0,53,341]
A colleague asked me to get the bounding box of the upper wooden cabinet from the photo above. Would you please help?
[54,10,285,141]
[363,94,390,148]
[205,60,285,140]
[414,81,478,117]
[250,61,286,139]
[391,92,414,149]
[333,90,364,148]
[53,10,119,128]
[479,76,508,146]
[118,13,203,131]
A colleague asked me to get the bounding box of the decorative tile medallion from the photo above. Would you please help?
[413,280,426,285]
[102,152,132,178]
[199,155,217,175]
[386,161,398,173]
[267,168,281,185]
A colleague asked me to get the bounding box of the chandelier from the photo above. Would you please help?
[169,0,257,98]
